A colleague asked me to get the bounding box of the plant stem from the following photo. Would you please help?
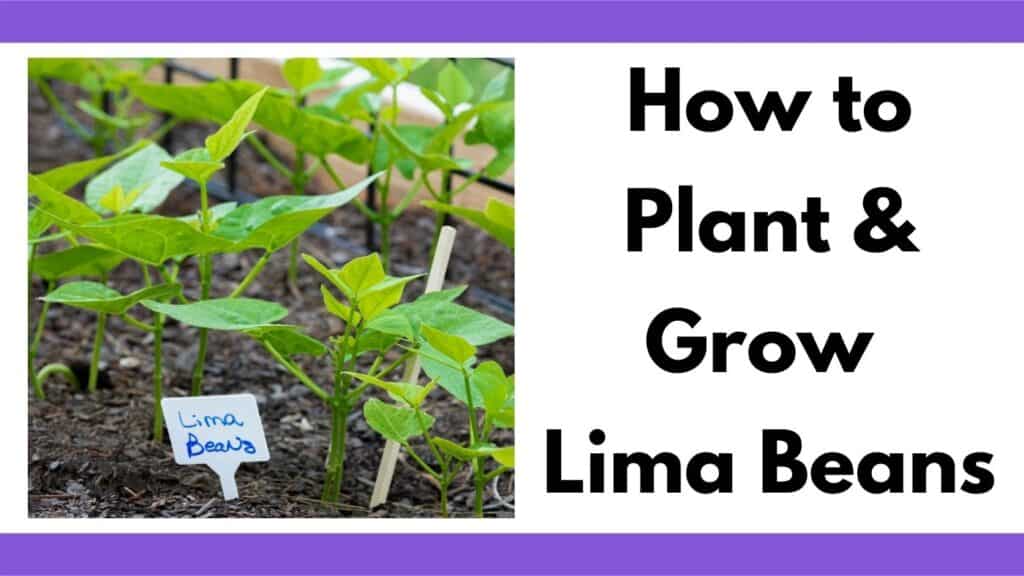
[29,279,55,400]
[440,482,450,517]
[35,79,92,142]
[121,313,155,333]
[36,363,79,391]
[322,398,350,503]
[322,158,376,220]
[148,117,179,143]
[261,343,330,403]
[246,134,294,180]
[380,217,392,273]
[192,179,213,396]
[461,369,485,517]
[374,350,413,380]
[86,271,110,394]
[88,312,107,393]
[152,312,165,442]
[452,170,483,197]
[229,251,271,298]
[321,311,361,504]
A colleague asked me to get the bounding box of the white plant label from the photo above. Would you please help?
[162,394,270,500]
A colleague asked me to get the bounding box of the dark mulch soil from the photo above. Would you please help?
[28,81,514,518]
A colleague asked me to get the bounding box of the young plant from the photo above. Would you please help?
[30,167,200,428]
[129,74,370,281]
[277,58,356,284]
[29,242,124,398]
[380,60,514,258]
[30,58,165,155]
[159,87,267,396]
[28,141,152,395]
[39,281,181,440]
[141,251,513,505]
[322,58,431,271]
[351,324,514,517]
[31,152,376,430]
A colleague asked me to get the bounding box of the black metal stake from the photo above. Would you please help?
[161,64,174,150]
[365,120,377,251]
[227,58,240,198]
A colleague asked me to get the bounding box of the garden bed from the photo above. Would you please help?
[28,82,515,518]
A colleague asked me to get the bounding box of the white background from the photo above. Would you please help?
[4,44,1023,532]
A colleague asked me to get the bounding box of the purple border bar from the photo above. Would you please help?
[4,1,1024,42]
[10,1,1024,574]
[0,533,1022,574]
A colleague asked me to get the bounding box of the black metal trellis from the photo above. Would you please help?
[156,58,515,317]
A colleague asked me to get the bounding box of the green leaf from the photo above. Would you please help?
[353,331,400,358]
[32,245,125,281]
[323,77,388,122]
[420,324,476,365]
[467,101,514,149]
[472,360,510,416]
[479,68,512,103]
[345,373,433,408]
[339,253,386,298]
[72,214,234,265]
[483,147,514,178]
[419,343,478,404]
[141,297,288,330]
[302,66,354,95]
[410,286,467,305]
[161,147,223,183]
[484,197,514,229]
[244,325,327,357]
[352,58,402,84]
[321,285,360,325]
[28,208,53,242]
[363,286,513,347]
[419,301,513,346]
[282,58,323,95]
[491,446,514,467]
[85,143,184,215]
[372,125,433,177]
[28,174,101,227]
[381,124,470,173]
[35,140,149,193]
[177,201,237,228]
[423,198,514,250]
[431,437,497,461]
[130,81,237,123]
[424,102,502,155]
[130,80,370,161]
[211,174,377,252]
[357,274,424,322]
[420,86,452,119]
[363,311,415,341]
[42,281,180,315]
[29,58,93,83]
[302,253,354,301]
[363,398,433,443]
[206,86,267,162]
[432,305,513,346]
[437,62,474,107]
[97,185,141,215]
[76,100,151,130]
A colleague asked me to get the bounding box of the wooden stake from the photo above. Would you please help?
[369,225,457,509]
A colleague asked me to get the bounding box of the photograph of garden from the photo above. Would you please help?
[27,57,515,518]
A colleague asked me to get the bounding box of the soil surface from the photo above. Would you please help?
[28,81,515,518]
